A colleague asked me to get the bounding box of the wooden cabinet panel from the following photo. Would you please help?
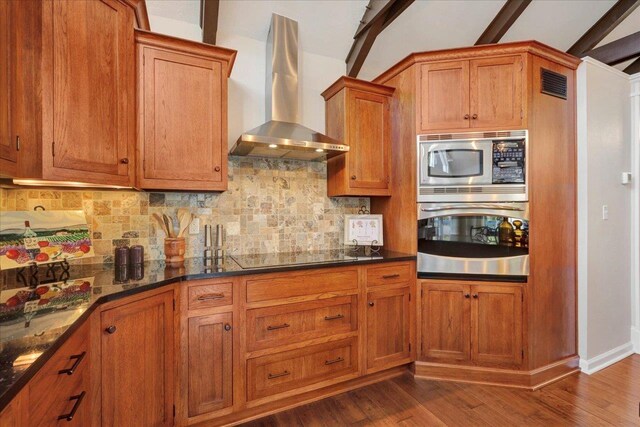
[187,280,233,310]
[421,283,470,362]
[0,388,28,427]
[471,284,523,366]
[187,312,233,417]
[0,0,16,175]
[470,56,524,129]
[245,268,359,303]
[28,322,90,427]
[247,296,357,351]
[366,262,413,287]
[366,286,411,372]
[139,46,223,189]
[247,338,358,401]
[347,90,390,190]
[101,290,174,426]
[419,61,470,131]
[43,0,134,185]
[323,77,394,197]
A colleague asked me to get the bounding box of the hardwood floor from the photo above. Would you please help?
[241,355,640,426]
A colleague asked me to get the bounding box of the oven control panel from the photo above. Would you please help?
[492,139,525,184]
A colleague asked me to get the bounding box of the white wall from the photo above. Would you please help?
[631,74,640,353]
[148,14,202,42]
[577,58,634,374]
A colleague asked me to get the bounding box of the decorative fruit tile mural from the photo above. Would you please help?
[0,157,369,263]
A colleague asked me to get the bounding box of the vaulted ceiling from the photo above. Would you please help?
[146,0,640,80]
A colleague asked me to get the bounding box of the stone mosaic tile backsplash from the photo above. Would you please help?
[0,157,369,263]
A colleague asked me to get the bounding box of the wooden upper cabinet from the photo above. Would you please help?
[365,286,411,373]
[471,284,523,367]
[0,0,16,176]
[43,0,135,185]
[187,312,233,417]
[136,30,236,191]
[421,282,471,362]
[322,77,394,197]
[419,55,525,133]
[419,61,470,131]
[100,290,174,426]
[470,56,524,129]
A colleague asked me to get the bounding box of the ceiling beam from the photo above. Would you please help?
[624,57,640,74]
[584,31,640,65]
[475,0,532,45]
[202,0,220,45]
[347,0,414,78]
[567,0,640,57]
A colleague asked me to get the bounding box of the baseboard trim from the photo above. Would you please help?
[632,327,640,353]
[579,342,635,374]
[412,356,580,390]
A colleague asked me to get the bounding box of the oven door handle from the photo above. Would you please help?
[420,204,525,212]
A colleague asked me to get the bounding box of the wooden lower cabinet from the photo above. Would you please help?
[366,286,412,373]
[420,280,523,368]
[186,312,233,417]
[100,290,175,426]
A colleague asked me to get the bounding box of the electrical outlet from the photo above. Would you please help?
[602,205,609,221]
[189,217,200,235]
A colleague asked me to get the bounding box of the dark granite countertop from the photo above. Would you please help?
[0,249,415,410]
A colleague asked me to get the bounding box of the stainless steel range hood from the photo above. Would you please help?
[230,14,349,161]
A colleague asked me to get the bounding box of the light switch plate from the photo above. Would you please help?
[602,205,609,220]
[189,217,200,235]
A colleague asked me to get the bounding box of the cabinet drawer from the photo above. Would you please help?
[245,268,359,303]
[28,322,90,426]
[187,280,233,310]
[247,296,357,351]
[366,263,413,287]
[247,338,358,401]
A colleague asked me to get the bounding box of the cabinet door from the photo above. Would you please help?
[44,0,134,185]
[347,90,390,190]
[0,0,16,174]
[366,286,411,372]
[421,283,471,362]
[471,284,523,366]
[187,312,233,417]
[101,291,174,426]
[469,56,524,129]
[419,61,470,131]
[139,46,225,190]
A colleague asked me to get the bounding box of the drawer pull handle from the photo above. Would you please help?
[382,274,400,279]
[324,314,344,321]
[57,391,86,421]
[197,293,225,301]
[324,357,344,365]
[266,323,290,331]
[58,352,86,376]
[267,370,290,379]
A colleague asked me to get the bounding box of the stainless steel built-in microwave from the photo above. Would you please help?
[417,130,528,202]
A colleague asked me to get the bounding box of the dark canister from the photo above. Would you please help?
[129,245,144,265]
[115,246,130,266]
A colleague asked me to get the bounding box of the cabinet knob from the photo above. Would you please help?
[472,294,478,299]
[351,175,357,180]
[214,166,221,172]
[464,293,470,299]
[224,323,232,332]
[464,114,470,120]
[471,114,478,120]
[105,325,117,334]
[368,301,374,307]
[120,158,129,164]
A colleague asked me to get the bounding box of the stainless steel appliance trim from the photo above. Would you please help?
[417,252,530,276]
[417,202,530,220]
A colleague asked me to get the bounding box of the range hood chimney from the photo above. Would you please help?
[230,14,349,161]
